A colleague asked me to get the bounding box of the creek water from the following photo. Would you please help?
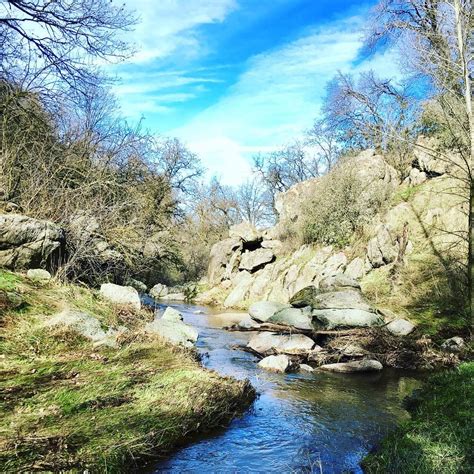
[145,300,423,473]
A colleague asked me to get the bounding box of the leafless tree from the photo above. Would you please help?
[368,0,473,317]
[0,0,137,93]
[235,177,274,227]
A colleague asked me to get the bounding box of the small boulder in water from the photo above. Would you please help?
[299,364,315,373]
[258,354,291,373]
[161,307,183,323]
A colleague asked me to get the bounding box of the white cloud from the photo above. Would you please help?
[123,0,238,63]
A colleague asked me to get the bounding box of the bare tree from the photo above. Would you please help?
[235,177,274,227]
[305,119,341,173]
[368,0,473,316]
[0,0,136,92]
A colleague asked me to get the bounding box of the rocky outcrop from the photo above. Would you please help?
[366,225,399,269]
[100,283,141,310]
[229,221,261,243]
[0,214,65,271]
[239,248,274,272]
[208,238,242,285]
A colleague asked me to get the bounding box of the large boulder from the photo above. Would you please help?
[224,271,253,308]
[247,332,315,355]
[319,274,360,291]
[161,306,183,323]
[239,248,274,272]
[249,301,287,322]
[258,354,291,373]
[100,283,141,310]
[268,307,313,330]
[310,290,373,312]
[344,257,366,280]
[208,237,242,285]
[290,286,319,308]
[312,308,384,329]
[386,318,416,336]
[145,318,198,348]
[319,359,383,373]
[229,221,261,243]
[0,214,65,270]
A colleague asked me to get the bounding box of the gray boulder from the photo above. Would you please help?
[0,214,65,270]
[320,360,383,373]
[236,314,261,330]
[239,248,274,272]
[299,364,315,373]
[249,301,287,322]
[311,290,373,312]
[386,319,416,336]
[229,221,261,243]
[268,307,313,330]
[26,268,52,281]
[150,283,169,299]
[127,279,147,293]
[145,319,198,348]
[160,292,186,301]
[258,354,291,373]
[100,283,141,310]
[247,332,315,355]
[313,308,384,329]
[289,286,319,308]
[441,336,465,353]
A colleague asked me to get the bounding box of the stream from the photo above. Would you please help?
[145,300,423,473]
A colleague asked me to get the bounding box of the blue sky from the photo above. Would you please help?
[114,0,400,185]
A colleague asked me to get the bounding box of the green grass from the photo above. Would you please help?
[0,270,254,472]
[363,362,474,473]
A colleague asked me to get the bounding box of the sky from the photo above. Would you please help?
[113,0,400,185]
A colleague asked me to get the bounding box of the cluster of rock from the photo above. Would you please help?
[226,279,417,373]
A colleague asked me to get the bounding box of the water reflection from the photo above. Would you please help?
[144,300,423,474]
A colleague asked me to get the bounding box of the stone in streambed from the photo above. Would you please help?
[258,354,291,373]
[248,301,287,322]
[144,319,198,348]
[299,364,315,373]
[312,308,383,329]
[161,306,183,322]
[247,332,315,355]
[319,359,383,373]
[268,307,313,330]
[386,318,416,336]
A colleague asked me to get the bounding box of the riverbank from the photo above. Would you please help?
[363,361,474,473]
[0,270,255,472]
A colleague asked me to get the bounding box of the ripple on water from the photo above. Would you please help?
[143,302,423,474]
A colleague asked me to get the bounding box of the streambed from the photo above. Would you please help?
[146,300,423,473]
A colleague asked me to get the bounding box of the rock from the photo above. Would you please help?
[161,307,183,323]
[441,336,465,353]
[313,308,384,329]
[127,279,147,293]
[247,332,315,355]
[26,268,52,281]
[258,354,291,373]
[236,314,261,330]
[290,286,319,308]
[239,248,275,272]
[414,138,448,175]
[46,310,126,348]
[366,225,399,268]
[229,221,261,242]
[100,283,141,310]
[406,167,427,186]
[261,239,283,250]
[311,290,373,312]
[208,237,242,285]
[321,252,347,276]
[0,214,65,270]
[344,257,366,280]
[248,301,288,322]
[320,359,383,373]
[339,344,367,357]
[386,319,416,336]
[150,283,169,299]
[160,292,186,301]
[268,307,313,330]
[299,364,315,373]
[145,319,198,348]
[319,274,360,291]
[224,271,253,308]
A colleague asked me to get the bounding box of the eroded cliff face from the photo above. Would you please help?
[197,146,466,312]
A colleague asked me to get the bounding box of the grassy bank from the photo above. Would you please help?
[363,362,474,473]
[0,270,255,472]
